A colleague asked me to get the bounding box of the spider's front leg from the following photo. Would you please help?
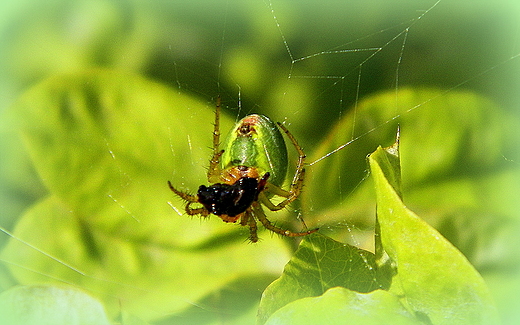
[208,149,224,183]
[168,181,208,216]
[208,96,224,183]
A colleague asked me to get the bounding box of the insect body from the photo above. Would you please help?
[168,98,318,242]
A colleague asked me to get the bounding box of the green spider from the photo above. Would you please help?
[168,98,318,242]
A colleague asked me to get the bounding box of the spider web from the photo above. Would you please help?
[1,0,519,323]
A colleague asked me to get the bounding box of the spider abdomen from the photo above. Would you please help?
[221,114,288,187]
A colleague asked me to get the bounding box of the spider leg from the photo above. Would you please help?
[168,181,209,217]
[259,169,306,211]
[168,181,198,202]
[277,122,306,189]
[253,202,318,238]
[256,122,306,211]
[185,202,209,217]
[241,209,259,243]
[208,96,223,183]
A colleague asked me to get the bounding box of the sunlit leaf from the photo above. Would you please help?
[305,89,519,239]
[370,144,500,325]
[259,141,500,325]
[258,233,381,324]
[265,287,417,325]
[0,285,111,325]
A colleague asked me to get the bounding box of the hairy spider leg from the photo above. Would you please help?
[258,169,306,211]
[276,122,306,186]
[168,181,209,216]
[244,210,259,242]
[252,201,318,238]
[208,96,223,183]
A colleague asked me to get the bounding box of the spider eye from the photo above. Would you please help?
[221,114,288,187]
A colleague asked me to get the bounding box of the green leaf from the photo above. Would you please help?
[302,89,520,323]
[265,287,417,325]
[369,144,500,324]
[0,284,111,325]
[259,141,499,325]
[1,70,293,322]
[304,89,519,244]
[257,233,381,324]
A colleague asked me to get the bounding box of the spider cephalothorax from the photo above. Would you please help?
[168,98,318,242]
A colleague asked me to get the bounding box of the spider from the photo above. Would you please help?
[168,97,318,242]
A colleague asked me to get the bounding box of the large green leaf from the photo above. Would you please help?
[303,87,520,323]
[305,89,519,233]
[1,70,293,322]
[258,141,499,325]
[257,233,381,324]
[371,144,499,324]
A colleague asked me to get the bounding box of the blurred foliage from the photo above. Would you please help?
[0,285,112,325]
[0,0,519,324]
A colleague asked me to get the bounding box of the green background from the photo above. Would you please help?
[1,0,519,324]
